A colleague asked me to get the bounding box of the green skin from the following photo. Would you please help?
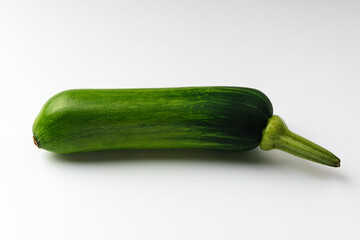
[33,87,273,153]
[33,86,340,167]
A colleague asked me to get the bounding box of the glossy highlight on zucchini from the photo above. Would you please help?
[32,87,340,167]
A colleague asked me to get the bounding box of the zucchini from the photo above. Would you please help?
[32,87,340,167]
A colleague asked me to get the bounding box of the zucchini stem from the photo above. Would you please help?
[260,115,340,167]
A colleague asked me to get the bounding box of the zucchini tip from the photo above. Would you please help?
[33,136,39,148]
[336,157,341,167]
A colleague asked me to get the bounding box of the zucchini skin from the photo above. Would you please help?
[32,87,273,153]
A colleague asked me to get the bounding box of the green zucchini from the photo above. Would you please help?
[32,86,340,167]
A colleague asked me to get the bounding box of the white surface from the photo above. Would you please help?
[1,1,359,239]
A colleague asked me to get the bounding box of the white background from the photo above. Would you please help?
[1,1,359,239]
